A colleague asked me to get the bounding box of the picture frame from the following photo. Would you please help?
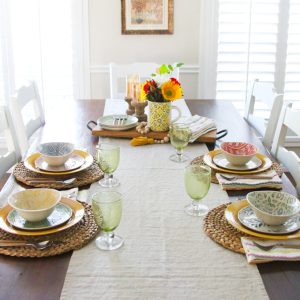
[121,0,174,35]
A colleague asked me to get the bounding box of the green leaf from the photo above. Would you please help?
[159,64,169,74]
[151,73,156,77]
[168,64,174,71]
[176,63,184,68]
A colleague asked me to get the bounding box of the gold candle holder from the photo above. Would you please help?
[132,101,148,122]
[125,97,135,115]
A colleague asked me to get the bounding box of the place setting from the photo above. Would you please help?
[203,189,300,264]
[192,141,283,190]
[12,142,103,190]
[0,187,99,257]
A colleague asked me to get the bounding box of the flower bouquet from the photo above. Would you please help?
[141,63,184,132]
[141,63,184,102]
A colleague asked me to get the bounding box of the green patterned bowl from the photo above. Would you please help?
[247,191,300,226]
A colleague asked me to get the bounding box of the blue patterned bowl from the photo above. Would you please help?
[247,191,300,226]
[38,142,74,166]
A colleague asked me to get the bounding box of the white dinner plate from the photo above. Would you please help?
[98,114,138,131]
[35,153,85,172]
[212,152,263,171]
[238,206,300,235]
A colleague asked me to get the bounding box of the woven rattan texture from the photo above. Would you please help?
[0,202,100,258]
[191,155,283,184]
[203,203,249,254]
[13,160,103,190]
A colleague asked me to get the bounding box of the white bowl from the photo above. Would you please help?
[8,189,61,222]
[247,191,300,226]
[220,142,258,166]
[38,142,74,166]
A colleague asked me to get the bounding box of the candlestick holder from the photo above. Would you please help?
[124,97,135,115]
[132,101,148,122]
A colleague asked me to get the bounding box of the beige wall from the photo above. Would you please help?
[88,0,201,99]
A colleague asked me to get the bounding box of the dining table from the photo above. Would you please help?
[0,99,299,300]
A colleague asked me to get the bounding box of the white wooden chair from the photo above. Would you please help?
[0,106,21,177]
[244,79,284,149]
[271,103,300,194]
[10,81,45,156]
[109,63,180,99]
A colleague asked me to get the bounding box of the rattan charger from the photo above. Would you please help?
[203,203,250,254]
[13,159,103,190]
[0,202,100,258]
[191,155,283,184]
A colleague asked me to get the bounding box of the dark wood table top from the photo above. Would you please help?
[0,99,299,300]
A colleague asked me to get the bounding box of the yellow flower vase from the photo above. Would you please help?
[149,101,182,132]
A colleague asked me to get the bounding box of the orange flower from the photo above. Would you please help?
[161,79,183,101]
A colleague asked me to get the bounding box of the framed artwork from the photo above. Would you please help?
[121,0,173,35]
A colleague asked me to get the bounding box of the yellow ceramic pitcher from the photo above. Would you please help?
[148,101,181,132]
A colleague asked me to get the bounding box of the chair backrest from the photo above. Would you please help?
[109,63,180,99]
[0,106,21,177]
[10,81,45,156]
[244,79,283,149]
[271,103,300,194]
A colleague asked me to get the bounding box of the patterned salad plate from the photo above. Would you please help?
[0,198,84,236]
[225,200,300,239]
[238,206,300,235]
[7,202,73,231]
[203,150,272,174]
[98,114,138,131]
[24,150,93,175]
[212,152,263,171]
[35,153,85,172]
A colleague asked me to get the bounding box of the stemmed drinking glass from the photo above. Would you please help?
[169,123,191,163]
[92,190,123,251]
[96,143,120,188]
[184,164,211,216]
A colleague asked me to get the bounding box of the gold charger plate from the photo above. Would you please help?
[24,150,93,175]
[225,200,300,240]
[203,149,272,175]
[0,197,84,236]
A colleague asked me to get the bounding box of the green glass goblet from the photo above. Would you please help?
[92,191,123,251]
[184,164,211,216]
[96,143,120,188]
[169,123,191,163]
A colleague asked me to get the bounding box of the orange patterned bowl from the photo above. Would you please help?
[220,142,258,166]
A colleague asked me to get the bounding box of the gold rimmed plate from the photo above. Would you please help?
[24,150,93,175]
[0,197,84,236]
[225,200,300,240]
[35,153,85,173]
[212,152,263,171]
[203,150,272,174]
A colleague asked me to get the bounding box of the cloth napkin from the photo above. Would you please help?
[241,237,300,264]
[215,170,282,190]
[178,115,216,142]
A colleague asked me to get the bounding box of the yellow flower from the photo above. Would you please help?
[140,83,147,101]
[161,80,183,101]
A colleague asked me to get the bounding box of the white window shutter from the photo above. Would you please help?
[216,0,281,112]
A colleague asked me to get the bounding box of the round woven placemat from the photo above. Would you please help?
[13,160,103,190]
[191,155,283,184]
[203,203,249,254]
[0,202,100,258]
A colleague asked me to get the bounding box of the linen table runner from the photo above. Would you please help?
[61,101,268,300]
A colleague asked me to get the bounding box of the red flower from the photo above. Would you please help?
[170,77,180,85]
